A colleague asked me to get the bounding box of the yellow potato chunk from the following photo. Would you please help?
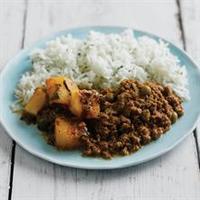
[46,76,70,105]
[81,90,100,119]
[55,117,85,150]
[24,87,47,116]
[85,103,100,119]
[46,76,99,119]
[64,78,82,117]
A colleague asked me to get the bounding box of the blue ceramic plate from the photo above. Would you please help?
[1,26,200,169]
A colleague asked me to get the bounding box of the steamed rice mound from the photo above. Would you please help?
[15,29,189,107]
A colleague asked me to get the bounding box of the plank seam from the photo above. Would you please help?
[8,141,16,200]
[176,0,200,170]
[21,0,28,50]
[194,129,200,169]
[176,0,186,49]
[8,1,28,200]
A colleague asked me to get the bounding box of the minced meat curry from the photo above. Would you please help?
[21,76,184,159]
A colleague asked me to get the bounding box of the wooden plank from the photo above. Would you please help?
[180,0,200,156]
[0,1,26,200]
[11,0,200,200]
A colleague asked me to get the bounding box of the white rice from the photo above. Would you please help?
[14,29,189,108]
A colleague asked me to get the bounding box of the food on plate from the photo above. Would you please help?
[20,77,184,159]
[80,89,100,119]
[55,117,86,150]
[24,87,47,116]
[13,29,189,111]
[46,76,70,105]
[64,78,83,117]
[81,79,183,158]
[13,29,187,159]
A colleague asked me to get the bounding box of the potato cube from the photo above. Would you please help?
[64,78,82,117]
[81,90,100,119]
[46,76,70,105]
[24,87,47,116]
[55,117,86,150]
[85,103,100,119]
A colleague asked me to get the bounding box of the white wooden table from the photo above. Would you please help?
[0,0,200,199]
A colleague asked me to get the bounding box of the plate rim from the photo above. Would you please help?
[0,25,200,169]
